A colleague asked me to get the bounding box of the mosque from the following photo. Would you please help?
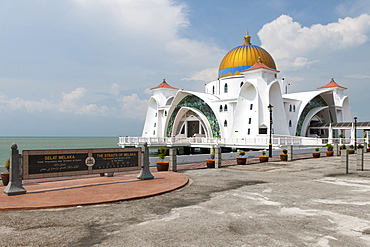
[119,33,356,150]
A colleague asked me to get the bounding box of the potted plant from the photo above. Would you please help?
[312,148,320,158]
[357,144,364,150]
[348,144,355,154]
[156,146,169,171]
[326,144,334,157]
[280,149,288,161]
[236,150,247,165]
[259,150,269,163]
[206,147,215,168]
[1,158,10,186]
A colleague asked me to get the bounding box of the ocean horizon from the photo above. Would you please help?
[0,136,120,167]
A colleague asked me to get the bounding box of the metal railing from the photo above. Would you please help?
[118,135,325,148]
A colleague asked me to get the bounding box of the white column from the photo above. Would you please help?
[350,123,355,145]
[328,123,333,144]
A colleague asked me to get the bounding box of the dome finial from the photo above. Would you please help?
[244,29,251,45]
[331,77,335,81]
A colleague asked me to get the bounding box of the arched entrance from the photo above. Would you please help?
[172,108,211,137]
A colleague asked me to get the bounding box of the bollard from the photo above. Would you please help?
[288,145,293,161]
[357,148,364,171]
[333,143,339,156]
[137,142,154,180]
[364,143,368,153]
[215,147,222,168]
[341,149,349,174]
[169,148,177,172]
[3,144,27,195]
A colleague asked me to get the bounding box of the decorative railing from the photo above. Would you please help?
[118,135,327,147]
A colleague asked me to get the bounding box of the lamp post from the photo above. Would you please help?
[268,104,274,158]
[354,116,357,150]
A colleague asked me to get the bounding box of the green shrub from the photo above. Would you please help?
[357,144,364,149]
[340,144,346,150]
[282,149,288,154]
[238,150,246,156]
[157,146,167,160]
[261,150,266,156]
[349,144,354,149]
[314,148,320,152]
[326,144,333,151]
[4,158,10,171]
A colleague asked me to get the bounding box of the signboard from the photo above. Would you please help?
[28,153,89,174]
[92,151,138,169]
[22,148,141,179]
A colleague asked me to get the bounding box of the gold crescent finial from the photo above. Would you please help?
[243,29,251,45]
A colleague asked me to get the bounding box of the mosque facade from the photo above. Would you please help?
[141,33,351,143]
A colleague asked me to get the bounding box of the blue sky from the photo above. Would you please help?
[1,0,370,136]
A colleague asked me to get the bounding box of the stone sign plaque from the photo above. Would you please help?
[92,151,139,169]
[28,153,89,174]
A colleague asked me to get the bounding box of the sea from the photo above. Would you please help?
[0,137,120,167]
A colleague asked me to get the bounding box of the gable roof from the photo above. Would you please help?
[318,78,347,89]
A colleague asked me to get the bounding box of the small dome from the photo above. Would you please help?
[218,33,276,78]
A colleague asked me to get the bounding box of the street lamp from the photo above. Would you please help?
[268,104,274,157]
[354,116,358,150]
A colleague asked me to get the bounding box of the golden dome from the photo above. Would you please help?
[218,34,276,78]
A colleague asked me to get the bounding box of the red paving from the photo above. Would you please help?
[0,172,188,211]
[0,152,320,211]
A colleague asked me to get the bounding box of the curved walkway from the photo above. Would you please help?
[0,172,188,211]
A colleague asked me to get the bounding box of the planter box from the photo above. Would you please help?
[236,157,247,165]
[206,160,215,168]
[280,154,287,161]
[326,151,334,157]
[312,152,320,158]
[259,156,269,163]
[156,162,169,171]
[1,172,9,186]
[348,149,355,154]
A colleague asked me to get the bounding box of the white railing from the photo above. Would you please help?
[118,135,324,147]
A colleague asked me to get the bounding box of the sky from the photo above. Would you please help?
[1,0,370,137]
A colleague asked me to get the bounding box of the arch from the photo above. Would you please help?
[224,83,228,93]
[172,108,211,138]
[164,110,167,117]
[166,95,220,137]
[166,97,174,106]
[269,81,289,135]
[296,95,331,136]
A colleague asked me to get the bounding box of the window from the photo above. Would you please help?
[289,105,292,112]
[155,112,157,117]
[293,105,296,112]
[289,120,292,127]
[154,123,156,127]
[248,118,252,124]
[164,111,167,116]
[180,125,185,134]
[250,104,253,110]
[240,82,244,87]
[219,105,223,112]
[224,104,228,111]
[259,127,268,134]
[212,86,215,94]
[224,120,228,127]
[153,130,155,135]
[224,83,228,93]
[247,128,250,135]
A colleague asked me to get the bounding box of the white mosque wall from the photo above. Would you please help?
[142,97,158,137]
[269,81,290,135]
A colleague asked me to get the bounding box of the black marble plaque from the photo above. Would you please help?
[28,153,89,174]
[92,151,139,169]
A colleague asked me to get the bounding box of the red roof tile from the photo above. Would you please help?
[150,79,178,90]
[318,78,347,89]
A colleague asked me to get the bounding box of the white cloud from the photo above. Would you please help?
[117,93,148,120]
[109,83,121,96]
[181,68,218,82]
[258,14,370,71]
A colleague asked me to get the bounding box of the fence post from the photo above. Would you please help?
[137,142,154,180]
[341,149,349,174]
[288,145,293,161]
[169,148,177,172]
[333,143,339,156]
[357,148,364,171]
[3,144,27,196]
[215,147,222,168]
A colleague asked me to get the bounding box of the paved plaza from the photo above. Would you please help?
[1,153,370,246]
